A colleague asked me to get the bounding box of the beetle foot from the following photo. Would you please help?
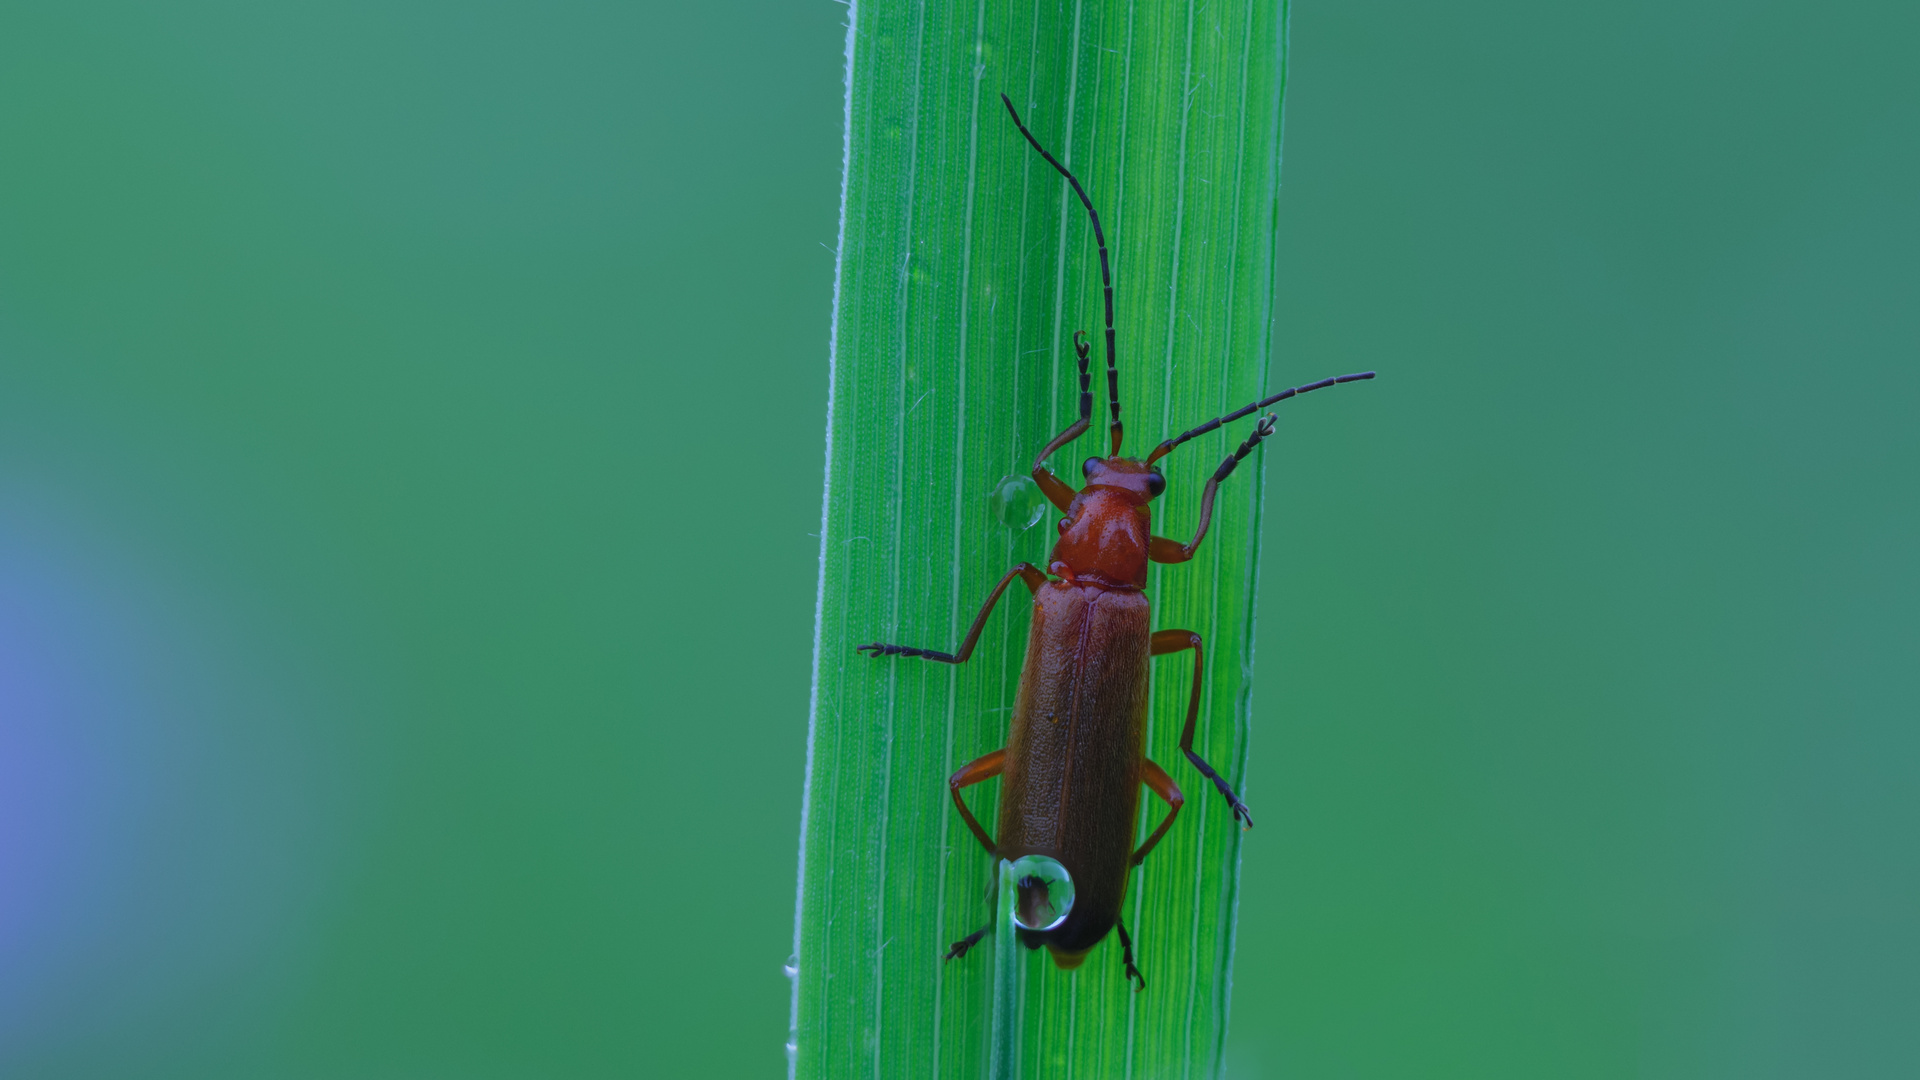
[944,924,990,961]
[1213,777,1255,829]
[856,642,957,662]
[1115,919,1147,991]
[1186,749,1255,830]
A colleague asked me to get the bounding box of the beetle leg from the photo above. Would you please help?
[944,922,992,961]
[1027,330,1097,496]
[1148,414,1278,564]
[1114,918,1146,991]
[1030,338,1089,511]
[943,744,1008,962]
[948,748,1005,856]
[856,563,1048,662]
[1032,464,1078,512]
[1130,758,1185,866]
[1150,629,1254,828]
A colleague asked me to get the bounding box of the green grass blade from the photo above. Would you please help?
[990,860,1021,1079]
[793,1,1293,1075]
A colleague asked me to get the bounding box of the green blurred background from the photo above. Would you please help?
[0,0,1912,1077]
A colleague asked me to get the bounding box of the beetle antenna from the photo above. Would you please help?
[1001,93,1123,455]
[1145,371,1377,465]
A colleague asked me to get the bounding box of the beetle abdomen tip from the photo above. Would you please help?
[1048,946,1091,970]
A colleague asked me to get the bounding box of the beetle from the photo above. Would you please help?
[856,94,1373,990]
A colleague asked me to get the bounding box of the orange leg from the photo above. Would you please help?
[1130,758,1185,867]
[1151,629,1253,828]
[1033,463,1078,513]
[949,748,1005,856]
[856,563,1047,663]
[942,747,1008,963]
[1148,415,1278,564]
[1028,330,1096,510]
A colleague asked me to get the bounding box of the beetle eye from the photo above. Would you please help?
[1082,457,1100,479]
[1146,470,1167,498]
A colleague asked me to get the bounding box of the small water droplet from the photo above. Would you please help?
[988,474,1048,531]
[782,953,799,979]
[1007,854,1075,932]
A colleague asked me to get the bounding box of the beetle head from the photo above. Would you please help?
[1080,456,1166,503]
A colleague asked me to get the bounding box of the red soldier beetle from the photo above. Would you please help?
[857,94,1374,991]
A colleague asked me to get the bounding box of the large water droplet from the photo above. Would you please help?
[782,953,799,979]
[988,474,1048,531]
[1007,854,1075,932]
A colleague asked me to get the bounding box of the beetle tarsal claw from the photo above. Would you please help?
[943,925,990,961]
[856,642,955,663]
[1213,779,1255,829]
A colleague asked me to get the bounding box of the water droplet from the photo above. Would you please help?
[1007,854,1075,932]
[988,474,1048,531]
[782,954,799,979]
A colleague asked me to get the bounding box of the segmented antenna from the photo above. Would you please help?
[1001,93,1123,455]
[1146,371,1376,465]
